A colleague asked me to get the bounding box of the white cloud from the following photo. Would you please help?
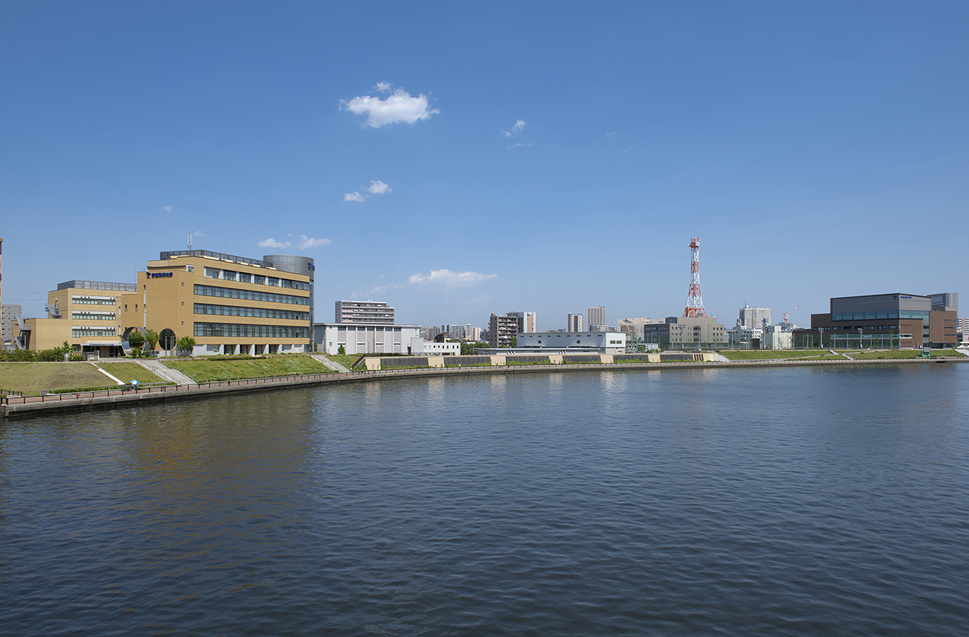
[344,191,365,202]
[191,230,205,238]
[375,81,392,92]
[508,142,532,149]
[342,87,439,128]
[351,282,404,298]
[408,269,498,288]
[367,180,392,195]
[502,119,526,137]
[163,205,172,212]
[603,130,618,138]
[258,235,331,250]
[258,237,291,248]
[296,235,331,249]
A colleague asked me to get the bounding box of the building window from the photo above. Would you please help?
[193,284,309,306]
[193,322,310,338]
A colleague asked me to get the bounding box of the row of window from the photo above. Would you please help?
[194,303,309,321]
[194,284,309,306]
[72,296,116,305]
[194,322,310,338]
[832,310,929,321]
[72,327,117,337]
[203,267,310,291]
[72,312,116,321]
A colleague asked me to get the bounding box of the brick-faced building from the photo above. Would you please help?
[809,293,957,349]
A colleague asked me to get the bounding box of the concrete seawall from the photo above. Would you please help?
[3,356,966,420]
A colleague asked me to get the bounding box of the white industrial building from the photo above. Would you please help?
[410,337,460,356]
[315,322,422,355]
[479,331,626,354]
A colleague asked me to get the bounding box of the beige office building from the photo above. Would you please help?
[125,250,312,356]
[18,250,312,357]
[18,280,137,357]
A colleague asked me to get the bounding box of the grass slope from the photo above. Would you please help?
[98,362,168,385]
[719,350,834,361]
[0,362,116,394]
[165,356,333,382]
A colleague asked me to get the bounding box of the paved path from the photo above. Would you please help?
[138,359,197,386]
[834,349,853,360]
[312,354,350,373]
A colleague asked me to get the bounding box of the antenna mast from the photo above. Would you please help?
[683,237,708,318]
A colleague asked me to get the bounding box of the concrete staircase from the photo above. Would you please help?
[138,359,197,386]
[311,354,351,373]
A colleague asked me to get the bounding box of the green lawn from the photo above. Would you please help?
[98,362,169,385]
[0,362,118,395]
[719,350,833,361]
[165,356,333,382]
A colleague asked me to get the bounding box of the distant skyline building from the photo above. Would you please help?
[587,306,605,330]
[335,300,395,324]
[510,311,538,333]
[738,305,771,329]
[567,313,584,332]
[2,303,21,346]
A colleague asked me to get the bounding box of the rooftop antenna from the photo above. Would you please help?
[683,237,709,318]
[187,233,192,250]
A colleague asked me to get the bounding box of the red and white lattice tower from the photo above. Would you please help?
[683,237,708,318]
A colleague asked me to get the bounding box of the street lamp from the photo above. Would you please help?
[858,327,863,350]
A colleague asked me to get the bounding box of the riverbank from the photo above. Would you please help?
[3,355,967,419]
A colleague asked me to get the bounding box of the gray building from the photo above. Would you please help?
[2,303,22,346]
[567,313,584,332]
[738,305,771,329]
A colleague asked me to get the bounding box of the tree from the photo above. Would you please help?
[127,330,144,350]
[144,329,159,352]
[176,336,196,356]
[337,344,346,355]
[510,336,517,348]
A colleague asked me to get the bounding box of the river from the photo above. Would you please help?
[2,363,968,635]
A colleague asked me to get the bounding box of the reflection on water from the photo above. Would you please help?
[2,364,968,635]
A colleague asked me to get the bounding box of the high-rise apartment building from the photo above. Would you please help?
[510,311,538,333]
[587,306,605,330]
[567,313,584,332]
[488,313,521,347]
[335,300,395,324]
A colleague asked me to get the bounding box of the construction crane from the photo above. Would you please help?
[783,304,799,325]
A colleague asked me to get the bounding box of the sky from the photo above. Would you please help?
[1,1,967,330]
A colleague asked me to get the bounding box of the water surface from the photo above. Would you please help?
[2,364,968,635]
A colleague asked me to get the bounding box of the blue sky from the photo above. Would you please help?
[2,2,967,330]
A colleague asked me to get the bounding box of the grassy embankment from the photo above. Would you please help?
[0,361,167,395]
[719,350,843,361]
[837,349,966,360]
[165,355,333,382]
